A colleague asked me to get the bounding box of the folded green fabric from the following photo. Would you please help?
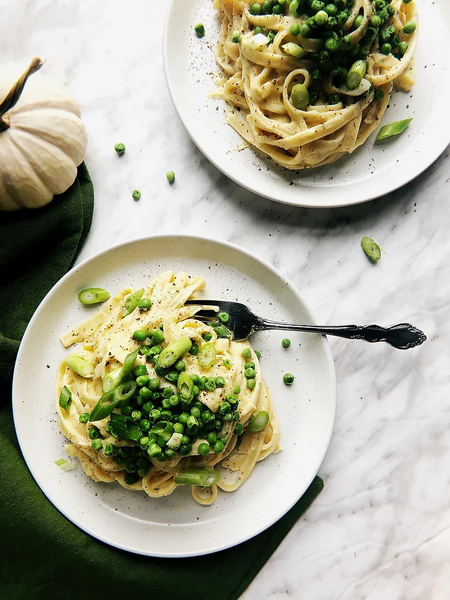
[0,164,323,599]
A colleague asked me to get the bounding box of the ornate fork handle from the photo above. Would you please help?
[254,320,427,350]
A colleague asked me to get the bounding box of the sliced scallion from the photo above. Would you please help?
[158,337,192,369]
[174,467,220,487]
[64,355,94,378]
[177,372,194,405]
[282,42,307,59]
[122,288,145,317]
[376,118,413,140]
[198,343,216,369]
[248,410,270,432]
[58,386,72,411]
[54,458,77,472]
[77,288,110,305]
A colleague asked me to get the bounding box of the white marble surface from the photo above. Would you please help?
[2,1,450,598]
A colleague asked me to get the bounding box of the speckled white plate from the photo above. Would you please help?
[164,0,450,208]
[12,235,336,557]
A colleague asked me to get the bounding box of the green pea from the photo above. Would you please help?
[204,380,216,392]
[315,10,328,25]
[121,404,134,416]
[370,15,382,27]
[247,378,256,389]
[283,373,295,385]
[218,312,229,323]
[397,41,408,56]
[152,330,165,345]
[311,0,325,10]
[189,343,199,356]
[138,386,152,400]
[250,2,262,15]
[361,236,382,261]
[194,23,205,37]
[190,407,201,419]
[245,367,256,379]
[114,143,125,157]
[198,442,210,456]
[179,444,192,456]
[207,432,217,445]
[354,14,363,28]
[375,89,385,101]
[219,402,231,415]
[140,419,150,432]
[273,3,283,14]
[242,348,252,359]
[290,84,310,110]
[231,30,241,43]
[91,439,102,451]
[381,43,392,55]
[215,376,226,387]
[328,94,341,105]
[282,338,291,348]
[79,413,89,424]
[138,298,152,311]
[325,37,339,52]
[88,427,99,440]
[162,397,171,409]
[175,360,186,372]
[213,440,225,454]
[203,332,212,342]
[289,23,300,36]
[135,375,149,388]
[235,423,244,436]
[132,190,141,201]
[134,364,147,377]
[325,3,337,16]
[103,443,116,456]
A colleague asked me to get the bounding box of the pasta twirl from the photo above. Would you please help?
[56,271,281,506]
[212,0,418,169]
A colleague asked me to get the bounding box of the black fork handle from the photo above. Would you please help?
[256,320,427,350]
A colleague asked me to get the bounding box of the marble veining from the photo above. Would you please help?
[1,1,449,598]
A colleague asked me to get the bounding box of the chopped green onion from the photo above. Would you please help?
[174,467,220,487]
[166,432,183,450]
[198,343,216,369]
[231,30,241,43]
[346,60,367,90]
[158,337,192,369]
[122,288,145,317]
[132,190,141,201]
[59,386,72,411]
[248,410,270,432]
[177,372,194,405]
[361,236,382,261]
[102,366,122,392]
[54,458,77,472]
[376,118,413,141]
[64,355,94,378]
[282,42,307,59]
[77,288,110,305]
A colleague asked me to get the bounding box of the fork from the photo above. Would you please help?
[184,300,427,350]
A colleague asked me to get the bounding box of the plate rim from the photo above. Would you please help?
[12,233,337,557]
[163,0,450,209]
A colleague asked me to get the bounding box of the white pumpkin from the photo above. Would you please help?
[0,57,87,211]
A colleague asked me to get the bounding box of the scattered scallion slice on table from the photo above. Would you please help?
[77,287,110,305]
[376,118,413,141]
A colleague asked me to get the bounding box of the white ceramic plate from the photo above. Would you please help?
[13,235,336,557]
[164,0,450,208]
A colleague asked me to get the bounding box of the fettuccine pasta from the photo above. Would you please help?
[56,271,281,506]
[212,0,418,169]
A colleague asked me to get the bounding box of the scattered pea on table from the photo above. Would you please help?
[166,170,175,184]
[132,190,141,201]
[114,142,125,156]
[194,23,205,37]
[283,373,295,386]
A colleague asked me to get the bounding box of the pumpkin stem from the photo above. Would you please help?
[0,57,44,133]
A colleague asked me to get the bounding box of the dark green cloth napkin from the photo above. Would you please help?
[0,165,323,599]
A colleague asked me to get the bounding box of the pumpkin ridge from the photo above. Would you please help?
[12,108,87,165]
[9,129,77,196]
[0,133,52,209]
